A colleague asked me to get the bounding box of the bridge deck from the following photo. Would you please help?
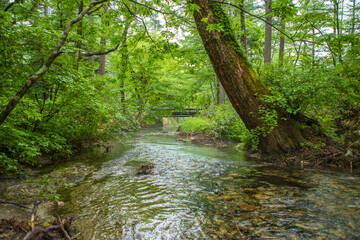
[152,108,201,117]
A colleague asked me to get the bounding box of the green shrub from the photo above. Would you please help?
[178,103,250,142]
[178,117,212,133]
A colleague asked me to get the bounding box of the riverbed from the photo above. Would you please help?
[52,128,360,239]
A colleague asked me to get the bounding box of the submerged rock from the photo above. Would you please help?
[237,202,256,211]
[136,164,155,175]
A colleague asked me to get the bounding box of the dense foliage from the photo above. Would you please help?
[1,0,359,172]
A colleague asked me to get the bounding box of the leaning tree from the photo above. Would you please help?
[190,0,319,154]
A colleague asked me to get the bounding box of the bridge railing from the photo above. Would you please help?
[151,108,201,117]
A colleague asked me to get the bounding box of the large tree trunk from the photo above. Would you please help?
[191,0,308,154]
[264,0,272,63]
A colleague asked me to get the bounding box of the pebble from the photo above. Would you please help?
[57,201,64,208]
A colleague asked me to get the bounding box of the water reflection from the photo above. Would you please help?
[54,129,360,239]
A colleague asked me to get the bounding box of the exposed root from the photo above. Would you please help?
[282,143,360,170]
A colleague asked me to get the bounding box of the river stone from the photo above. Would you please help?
[220,177,233,181]
[342,210,360,215]
[314,236,329,240]
[237,202,256,211]
[252,193,265,199]
[254,227,272,238]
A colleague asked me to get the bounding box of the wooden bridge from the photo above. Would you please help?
[152,108,201,117]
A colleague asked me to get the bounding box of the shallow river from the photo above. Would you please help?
[53,128,360,239]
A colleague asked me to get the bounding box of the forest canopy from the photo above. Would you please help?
[0,0,359,172]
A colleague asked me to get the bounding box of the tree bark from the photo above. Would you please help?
[191,0,308,154]
[117,21,132,103]
[264,0,272,64]
[333,0,342,63]
[99,5,109,76]
[217,78,225,105]
[278,17,285,67]
[75,0,84,69]
[239,0,247,53]
[0,0,109,125]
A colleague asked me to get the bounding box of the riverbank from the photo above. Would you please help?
[177,130,360,172]
[0,163,95,239]
[177,130,230,147]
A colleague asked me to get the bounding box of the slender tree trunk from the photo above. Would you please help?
[264,0,272,63]
[117,21,132,103]
[350,0,356,50]
[99,5,108,76]
[0,0,108,125]
[278,17,285,67]
[312,28,315,66]
[217,78,225,105]
[351,0,356,34]
[333,0,342,62]
[240,0,247,53]
[191,0,311,154]
[44,1,48,16]
[75,0,84,69]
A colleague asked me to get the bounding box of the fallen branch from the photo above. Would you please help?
[0,200,31,209]
[30,200,41,231]
[57,216,72,240]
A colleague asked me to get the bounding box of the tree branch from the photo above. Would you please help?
[124,3,157,44]
[88,4,105,15]
[210,0,294,42]
[128,0,167,14]
[128,0,195,28]
[4,0,20,12]
[0,0,110,125]
[82,42,121,57]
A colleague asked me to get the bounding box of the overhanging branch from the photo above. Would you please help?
[82,42,121,57]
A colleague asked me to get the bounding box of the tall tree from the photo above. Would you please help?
[99,5,109,76]
[0,0,109,125]
[278,17,285,66]
[240,0,247,52]
[75,0,84,69]
[264,0,272,63]
[217,79,226,104]
[191,0,317,154]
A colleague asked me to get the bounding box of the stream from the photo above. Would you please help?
[53,128,360,239]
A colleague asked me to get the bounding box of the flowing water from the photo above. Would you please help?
[53,128,360,239]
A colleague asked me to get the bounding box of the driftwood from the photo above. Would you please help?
[0,200,75,240]
[1,201,73,240]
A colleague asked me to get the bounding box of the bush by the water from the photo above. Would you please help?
[178,103,250,143]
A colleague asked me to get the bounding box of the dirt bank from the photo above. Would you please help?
[177,131,230,147]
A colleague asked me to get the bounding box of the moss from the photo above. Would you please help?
[208,2,244,56]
